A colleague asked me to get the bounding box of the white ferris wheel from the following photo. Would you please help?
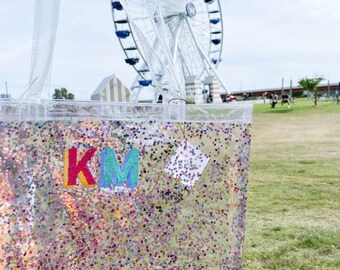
[111,0,228,102]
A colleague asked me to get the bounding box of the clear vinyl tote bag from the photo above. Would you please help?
[0,101,252,269]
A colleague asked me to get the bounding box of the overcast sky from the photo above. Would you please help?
[1,0,340,99]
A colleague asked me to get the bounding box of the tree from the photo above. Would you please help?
[298,76,324,106]
[53,88,75,100]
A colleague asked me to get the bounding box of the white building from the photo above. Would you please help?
[91,74,131,102]
[184,75,223,104]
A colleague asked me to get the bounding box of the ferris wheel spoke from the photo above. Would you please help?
[183,26,211,52]
[190,18,213,29]
[189,26,211,40]
[133,16,152,21]
[177,40,201,77]
[195,11,209,14]
[178,51,192,78]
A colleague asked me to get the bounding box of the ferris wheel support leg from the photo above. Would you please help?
[23,0,61,100]
[131,74,142,102]
[185,18,230,96]
[171,19,184,67]
[133,88,142,102]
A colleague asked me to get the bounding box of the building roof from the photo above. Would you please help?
[204,75,216,85]
[185,75,199,84]
[91,74,115,97]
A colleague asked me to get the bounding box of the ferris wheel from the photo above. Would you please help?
[111,0,228,102]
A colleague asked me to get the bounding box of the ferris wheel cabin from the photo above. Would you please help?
[112,1,123,10]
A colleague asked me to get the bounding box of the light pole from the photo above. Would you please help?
[5,82,8,97]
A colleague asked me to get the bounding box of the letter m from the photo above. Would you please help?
[100,148,139,189]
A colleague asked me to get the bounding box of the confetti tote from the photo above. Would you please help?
[0,101,252,269]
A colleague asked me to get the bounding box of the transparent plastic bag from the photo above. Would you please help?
[0,101,252,269]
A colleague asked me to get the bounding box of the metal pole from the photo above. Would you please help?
[327,80,330,97]
[5,82,8,96]
[281,78,284,96]
[289,79,292,97]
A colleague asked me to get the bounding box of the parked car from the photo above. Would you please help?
[225,95,237,102]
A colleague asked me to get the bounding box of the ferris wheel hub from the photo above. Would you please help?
[186,2,197,18]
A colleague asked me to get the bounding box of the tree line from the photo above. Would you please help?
[52,88,75,100]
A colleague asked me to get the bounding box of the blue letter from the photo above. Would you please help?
[100,148,139,189]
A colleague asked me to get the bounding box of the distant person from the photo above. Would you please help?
[281,92,291,108]
[281,92,289,101]
[243,92,251,101]
[270,92,278,108]
[262,92,268,103]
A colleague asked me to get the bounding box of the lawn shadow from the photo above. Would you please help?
[266,108,294,114]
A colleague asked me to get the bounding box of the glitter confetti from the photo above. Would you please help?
[0,103,252,269]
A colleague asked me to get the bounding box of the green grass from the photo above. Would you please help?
[244,99,340,269]
[253,98,340,114]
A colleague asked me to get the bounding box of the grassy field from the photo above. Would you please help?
[244,99,340,269]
